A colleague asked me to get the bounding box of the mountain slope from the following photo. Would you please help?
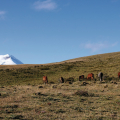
[0,54,23,65]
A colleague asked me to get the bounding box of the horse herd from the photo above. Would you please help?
[42,72,120,84]
[42,72,103,84]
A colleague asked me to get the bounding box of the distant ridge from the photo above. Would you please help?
[0,54,23,65]
[61,51,120,63]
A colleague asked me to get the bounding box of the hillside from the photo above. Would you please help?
[0,52,120,119]
[0,51,120,86]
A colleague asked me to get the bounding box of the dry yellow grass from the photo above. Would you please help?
[0,80,120,120]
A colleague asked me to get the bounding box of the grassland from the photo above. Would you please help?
[1,51,120,86]
[0,52,120,119]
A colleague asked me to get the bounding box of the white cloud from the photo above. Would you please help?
[0,11,6,15]
[33,0,57,11]
[82,42,118,52]
[0,11,6,19]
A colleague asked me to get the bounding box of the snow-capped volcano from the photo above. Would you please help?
[0,54,23,65]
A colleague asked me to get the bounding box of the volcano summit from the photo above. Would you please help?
[0,54,23,65]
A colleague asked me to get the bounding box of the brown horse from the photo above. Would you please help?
[87,73,94,80]
[118,72,120,79]
[43,76,48,84]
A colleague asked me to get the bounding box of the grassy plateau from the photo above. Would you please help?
[0,52,120,119]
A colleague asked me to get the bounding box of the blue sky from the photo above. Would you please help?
[0,0,120,64]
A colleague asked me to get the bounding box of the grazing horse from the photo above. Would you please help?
[43,76,48,84]
[98,72,103,81]
[87,73,94,80]
[58,77,64,83]
[118,72,120,79]
[79,75,84,81]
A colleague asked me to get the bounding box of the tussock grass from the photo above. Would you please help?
[0,81,120,119]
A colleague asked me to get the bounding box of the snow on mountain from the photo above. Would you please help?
[0,54,23,65]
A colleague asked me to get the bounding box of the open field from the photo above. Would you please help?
[0,52,120,119]
[0,81,120,120]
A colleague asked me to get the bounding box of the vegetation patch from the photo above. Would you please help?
[74,90,89,97]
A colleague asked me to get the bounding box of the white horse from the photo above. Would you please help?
[98,72,103,81]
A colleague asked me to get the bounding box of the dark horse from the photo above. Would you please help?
[79,75,84,81]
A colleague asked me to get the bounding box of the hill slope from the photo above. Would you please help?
[0,51,120,86]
